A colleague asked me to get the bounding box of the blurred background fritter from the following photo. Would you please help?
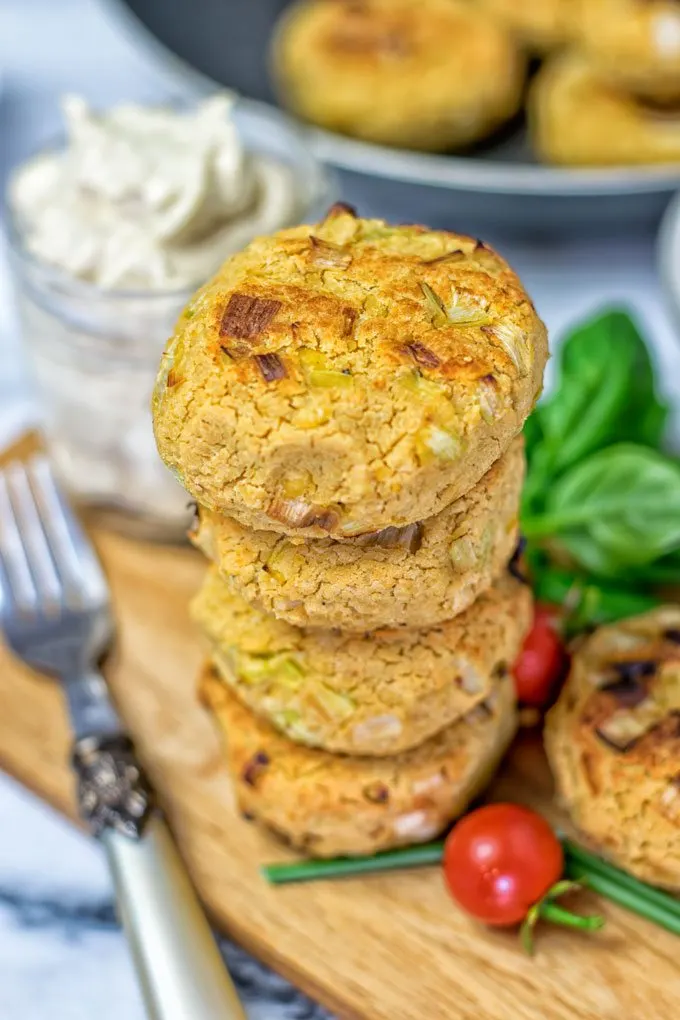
[474,0,575,54]
[574,0,680,104]
[530,52,680,166]
[270,0,680,167]
[271,0,526,152]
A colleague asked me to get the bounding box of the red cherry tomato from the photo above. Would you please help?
[513,603,567,708]
[443,803,563,927]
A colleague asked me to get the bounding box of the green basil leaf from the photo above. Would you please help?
[591,510,680,565]
[531,563,661,629]
[539,311,634,471]
[624,550,680,586]
[551,535,680,585]
[521,309,673,597]
[548,443,680,520]
[525,444,680,572]
[522,411,544,464]
[615,321,668,448]
[552,530,630,577]
[530,310,667,479]
[521,428,553,514]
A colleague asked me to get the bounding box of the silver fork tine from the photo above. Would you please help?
[28,455,109,609]
[5,461,62,607]
[0,466,40,612]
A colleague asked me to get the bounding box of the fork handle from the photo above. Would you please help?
[72,734,246,1020]
[103,816,248,1020]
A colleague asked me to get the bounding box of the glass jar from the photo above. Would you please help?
[6,99,335,542]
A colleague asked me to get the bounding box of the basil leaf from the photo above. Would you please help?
[553,530,632,577]
[529,310,667,480]
[591,510,680,564]
[521,436,553,514]
[522,412,544,464]
[616,320,668,448]
[531,564,661,630]
[522,309,675,619]
[538,311,634,472]
[624,550,680,586]
[524,444,680,573]
[550,535,680,584]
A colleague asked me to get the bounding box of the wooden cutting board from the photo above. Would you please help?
[0,454,678,1019]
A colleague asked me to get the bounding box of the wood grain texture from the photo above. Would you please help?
[0,528,679,1020]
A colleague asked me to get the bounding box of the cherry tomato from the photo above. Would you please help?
[443,803,563,926]
[513,603,567,708]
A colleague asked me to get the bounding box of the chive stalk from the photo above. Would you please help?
[538,900,604,932]
[564,843,680,919]
[262,837,680,938]
[565,866,680,936]
[262,841,445,885]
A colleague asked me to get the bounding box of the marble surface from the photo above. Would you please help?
[0,776,332,1020]
[1,2,680,1018]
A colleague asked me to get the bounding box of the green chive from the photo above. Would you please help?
[262,841,445,885]
[566,865,680,936]
[564,843,680,919]
[263,836,680,938]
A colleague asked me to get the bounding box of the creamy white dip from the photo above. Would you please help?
[10,94,297,290]
[8,94,305,537]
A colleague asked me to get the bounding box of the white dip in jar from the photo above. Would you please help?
[7,94,308,540]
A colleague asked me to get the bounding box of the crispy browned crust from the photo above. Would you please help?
[153,210,547,537]
[200,662,518,857]
[545,607,680,890]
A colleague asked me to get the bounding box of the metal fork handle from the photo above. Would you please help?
[103,817,247,1020]
[72,732,246,1020]
[0,454,245,1017]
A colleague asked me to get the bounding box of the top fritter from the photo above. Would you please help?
[152,206,547,538]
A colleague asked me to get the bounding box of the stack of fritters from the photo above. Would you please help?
[152,205,548,857]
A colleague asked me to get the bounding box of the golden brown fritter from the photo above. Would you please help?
[575,0,680,103]
[529,52,680,165]
[475,0,575,53]
[271,0,525,151]
[153,207,547,538]
[545,607,680,890]
[191,566,531,755]
[193,438,523,631]
[200,661,518,857]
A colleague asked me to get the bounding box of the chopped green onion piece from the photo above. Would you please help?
[308,369,354,388]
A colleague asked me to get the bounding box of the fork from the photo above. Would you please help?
[0,454,246,1020]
